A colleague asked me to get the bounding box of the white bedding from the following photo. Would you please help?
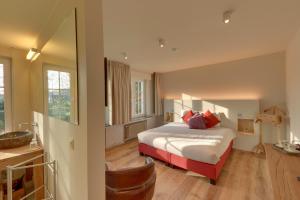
[138,122,236,164]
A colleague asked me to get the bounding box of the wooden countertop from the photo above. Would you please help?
[265,144,300,200]
[0,145,43,171]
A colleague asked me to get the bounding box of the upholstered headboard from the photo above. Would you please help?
[164,99,261,151]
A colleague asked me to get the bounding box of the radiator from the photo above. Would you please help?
[124,120,147,141]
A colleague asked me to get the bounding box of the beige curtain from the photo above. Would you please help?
[108,60,131,124]
[154,73,163,115]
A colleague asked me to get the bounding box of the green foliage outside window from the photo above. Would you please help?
[47,70,72,122]
[48,89,71,122]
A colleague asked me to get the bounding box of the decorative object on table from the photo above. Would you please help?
[272,140,300,155]
[296,144,300,151]
[165,112,174,123]
[255,105,286,154]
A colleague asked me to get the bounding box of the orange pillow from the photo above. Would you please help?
[182,110,194,124]
[203,110,220,128]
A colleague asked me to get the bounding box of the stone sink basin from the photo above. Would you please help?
[0,131,33,149]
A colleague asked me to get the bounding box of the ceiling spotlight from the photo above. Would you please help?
[122,52,128,60]
[26,48,41,61]
[223,10,233,24]
[158,38,165,48]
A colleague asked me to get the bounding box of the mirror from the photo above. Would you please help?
[41,10,78,124]
[1,1,79,127]
[0,1,79,198]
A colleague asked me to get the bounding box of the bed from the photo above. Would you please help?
[138,122,236,184]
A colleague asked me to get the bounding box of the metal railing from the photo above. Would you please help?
[6,153,56,200]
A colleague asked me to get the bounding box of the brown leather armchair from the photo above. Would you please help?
[106,157,156,200]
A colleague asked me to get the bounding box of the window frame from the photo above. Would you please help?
[43,63,77,123]
[0,57,12,133]
[131,80,146,119]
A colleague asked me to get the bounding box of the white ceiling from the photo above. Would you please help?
[103,0,300,73]
[0,0,59,50]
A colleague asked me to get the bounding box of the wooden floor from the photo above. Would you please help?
[106,140,274,200]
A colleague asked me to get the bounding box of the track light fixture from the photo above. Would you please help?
[223,10,233,24]
[122,52,128,60]
[158,38,165,48]
[26,48,41,61]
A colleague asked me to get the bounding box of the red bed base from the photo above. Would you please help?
[138,140,233,185]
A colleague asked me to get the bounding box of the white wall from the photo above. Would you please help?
[0,46,31,130]
[286,28,300,142]
[161,52,287,143]
[105,125,124,148]
[84,0,105,198]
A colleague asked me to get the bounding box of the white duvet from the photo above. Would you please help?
[138,122,236,164]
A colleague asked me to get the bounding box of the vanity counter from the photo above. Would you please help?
[0,145,44,200]
[0,145,43,170]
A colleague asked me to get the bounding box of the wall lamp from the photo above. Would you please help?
[26,48,41,61]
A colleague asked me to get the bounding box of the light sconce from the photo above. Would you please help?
[158,38,165,48]
[26,48,41,61]
[223,10,233,24]
[122,52,128,60]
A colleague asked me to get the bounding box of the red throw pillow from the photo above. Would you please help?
[203,110,220,128]
[182,110,194,124]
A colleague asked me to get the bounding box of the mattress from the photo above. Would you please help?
[138,122,236,164]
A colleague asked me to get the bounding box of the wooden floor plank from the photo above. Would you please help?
[265,144,300,200]
[106,140,274,200]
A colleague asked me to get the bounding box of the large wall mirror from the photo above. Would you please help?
[41,9,78,124]
[0,1,79,129]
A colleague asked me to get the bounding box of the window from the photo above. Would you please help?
[45,67,75,122]
[132,80,145,118]
[0,58,12,133]
[0,64,5,131]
